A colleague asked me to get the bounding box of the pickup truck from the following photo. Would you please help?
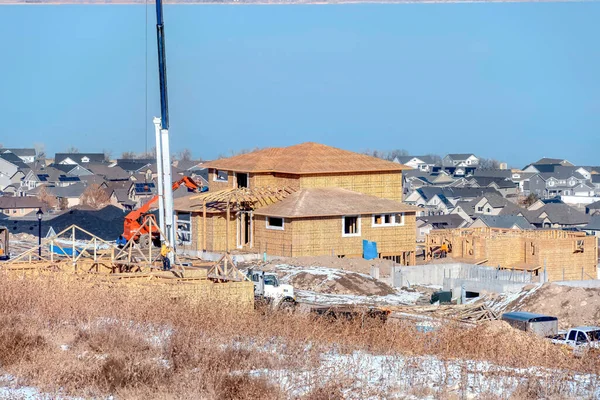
[550,326,600,351]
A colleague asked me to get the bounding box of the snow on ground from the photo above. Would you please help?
[276,264,367,279]
[249,349,600,399]
[485,284,543,313]
[296,290,421,306]
[0,374,98,400]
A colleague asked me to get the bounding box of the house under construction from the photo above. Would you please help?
[174,142,419,263]
[425,227,598,281]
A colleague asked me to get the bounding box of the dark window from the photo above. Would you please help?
[236,173,248,188]
[267,217,284,229]
[344,216,359,235]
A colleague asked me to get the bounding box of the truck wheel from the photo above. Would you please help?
[279,299,296,313]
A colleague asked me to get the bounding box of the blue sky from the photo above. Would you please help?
[2,4,599,167]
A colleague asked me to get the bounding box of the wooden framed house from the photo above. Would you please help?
[174,142,419,264]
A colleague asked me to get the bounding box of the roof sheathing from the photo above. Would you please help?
[254,188,419,218]
[203,142,408,175]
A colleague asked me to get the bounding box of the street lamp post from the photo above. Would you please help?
[36,208,43,258]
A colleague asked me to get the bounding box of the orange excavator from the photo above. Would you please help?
[120,176,202,247]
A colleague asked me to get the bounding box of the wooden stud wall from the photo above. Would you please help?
[251,173,301,190]
[299,171,403,201]
[426,228,598,281]
[254,215,294,256]
[253,213,416,261]
[207,169,234,192]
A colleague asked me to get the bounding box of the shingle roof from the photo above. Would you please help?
[253,188,419,218]
[534,204,590,226]
[446,154,475,160]
[204,142,408,175]
[54,153,105,164]
[584,216,600,231]
[533,157,571,165]
[0,196,43,209]
[51,182,87,198]
[586,200,600,210]
[417,214,467,229]
[116,159,154,173]
[86,163,130,180]
[416,187,500,202]
[2,148,36,157]
[471,176,517,189]
[471,215,534,230]
[473,169,512,179]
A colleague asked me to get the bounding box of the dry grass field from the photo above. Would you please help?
[0,275,598,399]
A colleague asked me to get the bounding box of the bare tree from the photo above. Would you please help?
[66,146,79,153]
[80,184,110,209]
[177,148,193,161]
[121,151,137,159]
[361,148,409,161]
[522,193,539,208]
[37,186,58,210]
[425,154,443,166]
[138,147,156,160]
[228,147,261,157]
[102,149,113,162]
[58,197,69,211]
[34,142,46,160]
[478,158,501,170]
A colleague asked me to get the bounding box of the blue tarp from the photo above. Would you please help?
[50,245,81,257]
[362,240,378,260]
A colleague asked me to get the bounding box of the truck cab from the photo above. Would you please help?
[552,326,600,351]
[246,269,296,309]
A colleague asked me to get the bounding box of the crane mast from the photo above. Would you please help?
[153,0,175,256]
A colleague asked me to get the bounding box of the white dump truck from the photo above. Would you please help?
[246,269,296,310]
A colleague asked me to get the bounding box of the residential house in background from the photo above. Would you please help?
[416,214,468,242]
[55,153,105,165]
[582,216,600,237]
[468,215,534,230]
[1,148,36,164]
[0,196,43,216]
[586,200,600,216]
[394,156,437,172]
[523,158,574,173]
[442,154,480,168]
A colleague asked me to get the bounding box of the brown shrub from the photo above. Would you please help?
[0,316,46,367]
[215,374,281,400]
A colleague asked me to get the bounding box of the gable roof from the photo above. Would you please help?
[471,215,534,230]
[417,214,467,229]
[253,188,419,218]
[583,216,600,231]
[55,153,105,164]
[50,182,87,198]
[86,163,130,180]
[204,142,408,175]
[471,176,516,189]
[2,148,36,157]
[533,157,572,166]
[116,159,154,173]
[533,203,589,226]
[0,196,43,210]
[415,187,500,202]
[586,200,600,210]
[446,154,476,160]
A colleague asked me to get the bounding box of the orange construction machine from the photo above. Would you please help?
[120,176,202,246]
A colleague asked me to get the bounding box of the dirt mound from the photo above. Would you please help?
[264,256,396,277]
[506,283,600,329]
[275,265,396,296]
[469,320,546,347]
